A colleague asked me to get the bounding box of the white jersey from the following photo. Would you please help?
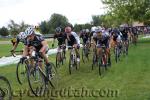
[71,32,80,45]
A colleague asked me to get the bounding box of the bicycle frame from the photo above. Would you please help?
[68,46,78,74]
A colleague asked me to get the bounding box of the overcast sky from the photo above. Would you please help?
[0,0,105,27]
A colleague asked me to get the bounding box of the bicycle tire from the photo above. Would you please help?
[56,53,61,68]
[0,76,12,100]
[92,50,97,70]
[69,55,72,74]
[49,62,59,88]
[16,61,27,85]
[26,63,46,97]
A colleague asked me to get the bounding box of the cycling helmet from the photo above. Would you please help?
[95,27,102,33]
[82,29,86,33]
[91,26,96,32]
[55,27,61,33]
[18,32,26,40]
[85,29,90,33]
[25,27,35,36]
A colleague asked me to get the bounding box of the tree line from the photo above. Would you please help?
[0,13,99,36]
[1,1,150,36]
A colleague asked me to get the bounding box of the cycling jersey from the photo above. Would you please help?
[131,27,138,35]
[111,29,122,42]
[16,36,27,45]
[26,35,45,51]
[121,28,128,41]
[66,32,80,46]
[80,32,89,44]
[93,31,109,48]
[11,38,17,43]
[54,33,66,45]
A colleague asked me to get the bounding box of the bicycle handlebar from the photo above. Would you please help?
[10,50,23,57]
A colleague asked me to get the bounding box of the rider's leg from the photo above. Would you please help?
[74,44,80,62]
[106,47,111,65]
[39,47,52,79]
[97,44,102,62]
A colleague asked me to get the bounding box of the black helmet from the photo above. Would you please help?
[55,27,61,33]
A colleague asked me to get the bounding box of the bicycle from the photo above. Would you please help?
[11,50,26,85]
[55,45,66,68]
[122,39,129,56]
[21,51,58,96]
[114,42,122,63]
[81,42,90,63]
[91,43,98,70]
[68,46,80,74]
[0,76,12,100]
[97,45,107,76]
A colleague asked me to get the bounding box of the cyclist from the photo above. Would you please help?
[52,27,66,58]
[111,28,123,56]
[21,27,52,78]
[111,28,122,46]
[131,27,138,45]
[10,32,27,53]
[93,27,111,65]
[65,26,80,62]
[120,27,129,53]
[11,35,17,46]
[80,29,89,46]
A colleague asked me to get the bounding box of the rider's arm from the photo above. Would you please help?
[40,40,48,53]
[11,37,19,51]
[22,45,29,57]
[11,42,19,51]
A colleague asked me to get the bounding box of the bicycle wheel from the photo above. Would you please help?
[82,46,89,63]
[61,52,64,65]
[98,56,102,76]
[16,61,27,85]
[56,52,61,68]
[98,55,106,76]
[69,55,73,74]
[49,62,59,88]
[26,63,46,96]
[92,50,97,70]
[115,47,119,63]
[0,76,12,100]
[82,48,85,63]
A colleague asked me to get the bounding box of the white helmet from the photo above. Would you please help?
[95,27,102,33]
[85,29,90,33]
[97,26,102,30]
[18,32,26,40]
[91,26,97,32]
[25,27,35,36]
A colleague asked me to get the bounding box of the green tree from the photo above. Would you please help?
[0,27,9,36]
[8,20,20,36]
[39,21,49,34]
[91,15,102,26]
[73,24,83,32]
[8,20,28,36]
[101,0,150,26]
[48,13,71,33]
[39,13,71,34]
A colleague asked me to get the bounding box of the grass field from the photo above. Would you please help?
[0,37,150,100]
